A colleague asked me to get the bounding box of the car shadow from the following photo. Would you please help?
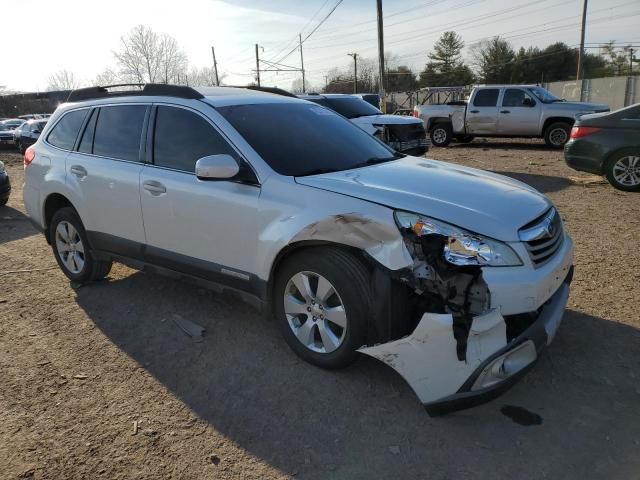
[0,206,39,244]
[489,170,574,194]
[74,270,640,479]
[447,140,553,151]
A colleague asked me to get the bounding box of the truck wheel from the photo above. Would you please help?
[274,248,372,369]
[430,124,452,147]
[604,152,640,192]
[544,122,571,148]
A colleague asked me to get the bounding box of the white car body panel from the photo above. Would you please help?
[350,113,424,135]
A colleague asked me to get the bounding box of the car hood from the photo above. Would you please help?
[351,114,422,126]
[295,157,551,241]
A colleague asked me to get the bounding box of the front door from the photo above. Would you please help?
[466,88,502,135]
[497,88,541,135]
[139,104,260,289]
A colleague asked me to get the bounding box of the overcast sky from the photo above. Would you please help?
[2,0,638,92]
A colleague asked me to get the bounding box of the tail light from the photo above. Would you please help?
[24,146,36,168]
[570,126,601,139]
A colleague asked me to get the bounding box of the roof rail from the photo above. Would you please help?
[66,83,204,102]
[239,85,298,98]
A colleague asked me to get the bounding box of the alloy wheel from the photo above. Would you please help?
[55,221,85,274]
[433,128,447,145]
[283,271,347,354]
[549,127,568,146]
[612,156,640,187]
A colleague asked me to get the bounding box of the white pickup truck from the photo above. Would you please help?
[413,85,609,148]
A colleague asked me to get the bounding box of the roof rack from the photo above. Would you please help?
[66,84,204,102]
[239,85,298,98]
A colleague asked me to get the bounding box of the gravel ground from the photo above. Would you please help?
[1,140,639,480]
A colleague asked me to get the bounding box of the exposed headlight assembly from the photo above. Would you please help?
[394,210,522,267]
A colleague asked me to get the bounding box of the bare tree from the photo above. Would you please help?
[114,25,187,84]
[93,67,121,86]
[185,66,225,87]
[47,70,81,91]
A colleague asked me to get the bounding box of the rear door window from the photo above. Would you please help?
[93,105,147,162]
[152,105,236,172]
[473,89,500,107]
[47,109,88,150]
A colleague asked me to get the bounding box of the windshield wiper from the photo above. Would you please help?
[296,167,342,177]
[350,154,405,169]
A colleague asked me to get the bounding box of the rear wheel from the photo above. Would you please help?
[274,248,372,369]
[50,207,112,283]
[605,153,640,192]
[544,122,571,148]
[430,124,453,147]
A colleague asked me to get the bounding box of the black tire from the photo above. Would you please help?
[544,122,571,148]
[273,248,372,369]
[50,207,112,283]
[430,123,453,147]
[0,197,7,206]
[604,151,640,192]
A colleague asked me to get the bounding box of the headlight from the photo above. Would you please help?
[0,161,5,174]
[394,211,522,267]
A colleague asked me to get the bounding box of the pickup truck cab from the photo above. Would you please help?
[414,85,609,148]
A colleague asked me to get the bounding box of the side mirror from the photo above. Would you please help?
[195,154,240,180]
[523,98,535,107]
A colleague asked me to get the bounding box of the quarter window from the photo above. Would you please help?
[92,105,146,162]
[153,106,236,172]
[473,89,500,107]
[47,109,88,150]
[78,109,97,154]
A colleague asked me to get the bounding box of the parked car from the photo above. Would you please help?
[0,122,17,146]
[564,103,640,191]
[0,118,25,131]
[23,84,573,415]
[300,93,429,155]
[414,85,610,148]
[353,93,381,109]
[0,161,10,206]
[14,119,48,153]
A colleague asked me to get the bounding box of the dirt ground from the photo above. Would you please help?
[1,140,639,480]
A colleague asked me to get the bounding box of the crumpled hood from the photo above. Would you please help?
[351,114,422,127]
[295,157,551,241]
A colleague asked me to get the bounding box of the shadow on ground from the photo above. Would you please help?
[74,270,640,480]
[447,140,552,151]
[0,206,38,244]
[490,170,574,194]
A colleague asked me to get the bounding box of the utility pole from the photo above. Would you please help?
[630,48,635,75]
[347,53,358,93]
[255,44,261,87]
[299,34,306,93]
[376,0,386,111]
[576,0,588,80]
[211,46,220,86]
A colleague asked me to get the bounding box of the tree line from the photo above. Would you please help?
[324,31,638,93]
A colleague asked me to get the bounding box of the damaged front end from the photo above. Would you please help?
[358,210,573,415]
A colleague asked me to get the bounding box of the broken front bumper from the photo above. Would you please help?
[359,262,573,416]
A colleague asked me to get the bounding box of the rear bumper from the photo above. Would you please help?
[425,273,571,415]
[564,140,604,174]
[0,137,15,145]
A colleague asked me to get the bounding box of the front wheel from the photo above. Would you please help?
[273,248,372,369]
[430,124,453,147]
[605,153,640,192]
[544,122,571,148]
[50,207,112,283]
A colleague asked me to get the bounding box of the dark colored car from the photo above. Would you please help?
[14,119,48,154]
[0,161,10,206]
[565,103,640,191]
[0,123,17,147]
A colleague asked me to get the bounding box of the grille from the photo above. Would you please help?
[519,208,564,267]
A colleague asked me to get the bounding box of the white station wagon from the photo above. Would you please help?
[22,84,574,415]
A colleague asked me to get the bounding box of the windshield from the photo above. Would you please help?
[217,102,399,176]
[320,96,382,119]
[528,87,561,103]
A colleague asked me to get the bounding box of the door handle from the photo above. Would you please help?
[469,110,480,113]
[143,180,167,195]
[500,110,511,114]
[70,165,87,178]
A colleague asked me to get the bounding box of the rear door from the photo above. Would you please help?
[466,88,501,135]
[497,88,541,135]
[139,104,260,285]
[64,104,148,254]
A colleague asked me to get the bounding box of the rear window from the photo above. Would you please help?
[217,102,398,176]
[46,109,88,150]
[473,89,500,107]
[92,105,147,162]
